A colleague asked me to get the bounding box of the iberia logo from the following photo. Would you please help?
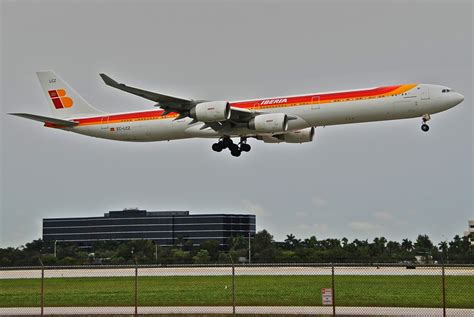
[48,89,73,109]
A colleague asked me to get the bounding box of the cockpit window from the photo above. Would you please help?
[442,89,451,93]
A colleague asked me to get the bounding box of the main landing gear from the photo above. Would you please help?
[421,114,431,132]
[212,137,251,157]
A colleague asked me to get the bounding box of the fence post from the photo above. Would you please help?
[232,264,236,315]
[442,263,446,317]
[135,260,138,317]
[331,264,336,317]
[228,254,236,315]
[39,259,44,317]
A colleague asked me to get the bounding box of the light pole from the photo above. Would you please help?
[54,240,58,258]
[248,232,251,264]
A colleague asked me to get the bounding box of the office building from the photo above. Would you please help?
[43,208,256,247]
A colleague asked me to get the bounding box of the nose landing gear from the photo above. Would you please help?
[421,114,431,132]
[211,137,251,156]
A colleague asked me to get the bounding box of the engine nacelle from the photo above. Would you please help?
[190,101,231,122]
[248,113,288,133]
[282,127,315,143]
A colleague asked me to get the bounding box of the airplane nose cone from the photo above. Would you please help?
[446,92,464,109]
[455,93,465,104]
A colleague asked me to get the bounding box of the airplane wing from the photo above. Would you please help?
[99,73,192,107]
[99,74,262,130]
[9,113,78,127]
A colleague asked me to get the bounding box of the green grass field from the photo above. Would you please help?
[0,275,472,308]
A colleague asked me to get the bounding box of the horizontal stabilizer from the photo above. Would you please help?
[9,113,78,127]
[99,73,191,105]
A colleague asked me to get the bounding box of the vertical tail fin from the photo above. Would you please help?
[36,71,104,118]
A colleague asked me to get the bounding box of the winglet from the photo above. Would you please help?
[99,73,120,87]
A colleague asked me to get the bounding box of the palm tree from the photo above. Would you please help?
[284,234,300,250]
[401,238,413,252]
[438,241,448,263]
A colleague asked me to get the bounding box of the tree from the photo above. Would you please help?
[386,241,401,256]
[319,238,341,250]
[252,230,275,262]
[172,249,191,263]
[252,230,273,253]
[414,234,435,263]
[401,239,413,252]
[24,239,44,253]
[276,250,300,262]
[447,235,473,263]
[1,232,473,266]
[303,236,318,248]
[341,237,348,248]
[229,236,246,251]
[284,234,301,250]
[193,249,211,264]
[174,236,187,249]
[448,235,470,254]
[414,235,434,254]
[438,241,448,263]
[117,240,155,262]
[200,240,220,260]
[369,237,387,258]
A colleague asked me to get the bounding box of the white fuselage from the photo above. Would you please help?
[61,84,463,142]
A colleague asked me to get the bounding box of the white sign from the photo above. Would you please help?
[321,288,333,305]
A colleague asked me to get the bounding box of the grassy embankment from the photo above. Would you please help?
[0,275,472,308]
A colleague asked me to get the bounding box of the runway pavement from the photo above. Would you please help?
[0,266,472,279]
[0,306,473,316]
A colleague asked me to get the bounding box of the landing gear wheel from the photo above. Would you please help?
[421,114,431,132]
[229,143,239,152]
[212,142,223,152]
[231,149,241,157]
[240,143,251,152]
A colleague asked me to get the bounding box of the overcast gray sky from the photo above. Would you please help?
[1,0,472,248]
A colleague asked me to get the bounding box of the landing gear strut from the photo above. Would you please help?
[421,114,431,132]
[229,142,241,157]
[211,137,251,156]
[239,137,251,152]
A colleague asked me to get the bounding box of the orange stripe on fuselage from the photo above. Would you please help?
[231,84,416,110]
[71,84,417,127]
[74,110,174,126]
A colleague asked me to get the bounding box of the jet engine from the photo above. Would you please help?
[190,101,231,122]
[248,113,288,133]
[281,127,315,143]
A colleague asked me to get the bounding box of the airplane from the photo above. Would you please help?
[10,71,464,157]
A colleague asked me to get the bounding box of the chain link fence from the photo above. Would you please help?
[1,263,473,316]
